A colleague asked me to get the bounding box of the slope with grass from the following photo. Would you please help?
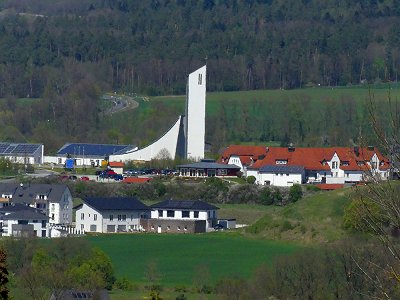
[246,188,352,243]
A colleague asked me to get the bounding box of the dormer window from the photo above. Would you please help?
[276,160,288,165]
[37,194,46,200]
[332,161,338,169]
[341,161,349,166]
[2,194,12,199]
[357,161,364,166]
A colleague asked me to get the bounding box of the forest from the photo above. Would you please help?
[0,0,400,151]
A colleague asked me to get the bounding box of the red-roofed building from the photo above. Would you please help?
[219,145,268,174]
[108,161,124,174]
[220,145,390,186]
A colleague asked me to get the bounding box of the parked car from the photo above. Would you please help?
[113,174,123,181]
[80,176,90,181]
[213,224,225,230]
[99,170,117,178]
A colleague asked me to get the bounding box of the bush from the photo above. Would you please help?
[288,184,303,202]
[114,277,135,291]
[246,176,256,184]
[260,186,274,205]
[280,220,295,232]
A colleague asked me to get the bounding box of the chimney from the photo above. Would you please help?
[354,146,360,156]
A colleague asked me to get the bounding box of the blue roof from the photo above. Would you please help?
[57,143,135,157]
[0,143,42,155]
[259,165,305,173]
[82,197,150,211]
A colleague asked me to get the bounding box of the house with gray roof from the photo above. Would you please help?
[177,159,241,177]
[0,183,73,225]
[142,200,219,233]
[75,197,150,233]
[0,203,49,237]
[258,165,305,186]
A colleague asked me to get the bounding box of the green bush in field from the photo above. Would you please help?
[289,184,303,203]
[260,186,274,205]
[246,176,256,184]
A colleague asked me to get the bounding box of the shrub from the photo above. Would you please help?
[260,186,274,205]
[114,277,135,291]
[289,184,303,202]
[246,176,256,184]
[280,220,295,232]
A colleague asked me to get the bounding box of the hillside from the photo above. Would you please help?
[246,187,352,243]
[108,86,399,153]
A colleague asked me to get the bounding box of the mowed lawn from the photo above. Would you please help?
[86,233,299,285]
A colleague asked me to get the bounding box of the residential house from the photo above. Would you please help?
[258,165,305,187]
[220,145,390,186]
[75,197,150,233]
[0,142,43,165]
[219,145,268,175]
[0,204,48,237]
[0,183,73,225]
[177,159,240,177]
[141,200,219,233]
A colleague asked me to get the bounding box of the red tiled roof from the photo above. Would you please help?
[109,161,124,167]
[122,177,151,183]
[219,145,267,166]
[248,146,390,172]
[316,184,344,190]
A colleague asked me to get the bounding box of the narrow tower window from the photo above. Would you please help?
[198,73,202,85]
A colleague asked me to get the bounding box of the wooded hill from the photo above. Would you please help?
[1,0,400,96]
[0,0,400,152]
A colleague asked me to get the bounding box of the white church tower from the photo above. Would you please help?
[184,65,206,160]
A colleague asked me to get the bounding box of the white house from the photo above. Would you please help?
[0,142,43,165]
[0,183,73,225]
[0,204,48,237]
[258,165,305,187]
[75,197,150,233]
[224,146,390,187]
[144,200,219,233]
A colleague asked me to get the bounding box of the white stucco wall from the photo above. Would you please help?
[185,65,206,160]
[109,116,182,162]
[76,204,147,233]
[228,156,244,172]
[258,173,303,186]
[5,220,47,237]
[150,208,217,229]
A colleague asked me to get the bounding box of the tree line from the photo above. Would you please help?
[0,0,400,97]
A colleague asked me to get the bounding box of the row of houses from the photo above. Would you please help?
[0,182,225,237]
[175,145,391,187]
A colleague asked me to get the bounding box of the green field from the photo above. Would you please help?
[86,233,299,286]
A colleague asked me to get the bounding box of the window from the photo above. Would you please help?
[182,211,190,218]
[332,161,338,169]
[167,210,175,218]
[184,226,187,231]
[198,73,203,85]
[90,225,97,232]
[194,211,199,218]
[276,160,288,165]
[109,214,114,221]
[118,215,122,221]
[122,215,126,221]
[158,210,163,218]
[94,214,97,221]
[167,226,170,231]
[177,226,181,231]
[217,169,227,176]
[341,161,349,166]
[81,213,84,220]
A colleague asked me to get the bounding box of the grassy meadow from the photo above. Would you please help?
[86,233,299,286]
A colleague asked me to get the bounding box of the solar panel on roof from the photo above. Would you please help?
[0,144,9,154]
[4,146,15,154]
[57,143,132,156]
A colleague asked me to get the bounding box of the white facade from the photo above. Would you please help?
[151,207,217,230]
[75,204,147,233]
[228,156,244,172]
[43,156,107,167]
[109,116,182,162]
[258,172,303,187]
[185,65,206,160]
[3,219,47,237]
